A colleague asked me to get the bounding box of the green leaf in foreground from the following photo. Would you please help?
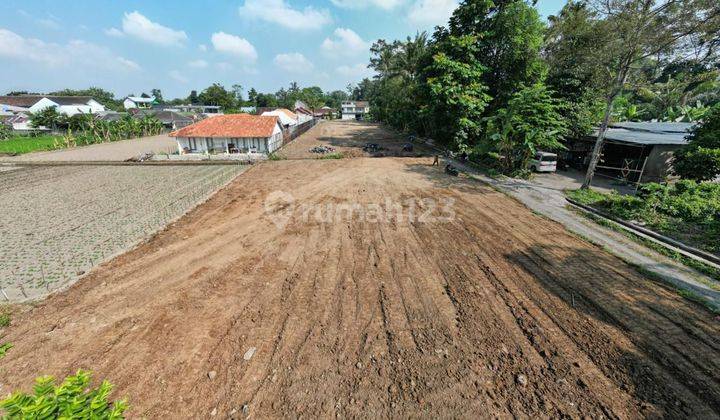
[0,370,127,419]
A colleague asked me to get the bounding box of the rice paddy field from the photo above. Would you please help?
[0,164,246,301]
[0,135,64,155]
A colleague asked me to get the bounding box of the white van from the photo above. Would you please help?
[529,152,558,173]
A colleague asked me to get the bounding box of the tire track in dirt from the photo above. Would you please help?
[1,126,719,418]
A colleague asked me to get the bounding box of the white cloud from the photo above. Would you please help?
[169,70,189,84]
[120,11,187,46]
[188,59,209,69]
[239,0,331,31]
[211,32,258,62]
[274,53,314,73]
[0,28,140,72]
[216,62,232,71]
[336,63,375,79]
[105,27,124,38]
[407,0,459,26]
[37,16,61,30]
[198,44,207,52]
[321,28,369,57]
[330,0,404,10]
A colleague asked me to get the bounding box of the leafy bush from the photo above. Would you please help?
[0,371,127,419]
[0,342,11,358]
[674,103,720,181]
[0,312,9,327]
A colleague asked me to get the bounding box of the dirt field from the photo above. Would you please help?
[278,120,431,159]
[0,165,246,301]
[1,151,719,417]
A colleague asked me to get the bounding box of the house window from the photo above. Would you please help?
[188,138,198,151]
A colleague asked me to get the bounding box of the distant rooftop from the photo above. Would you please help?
[0,95,95,108]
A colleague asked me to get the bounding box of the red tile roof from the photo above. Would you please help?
[170,114,279,138]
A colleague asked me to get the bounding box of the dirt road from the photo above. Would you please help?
[1,149,719,417]
[278,120,429,159]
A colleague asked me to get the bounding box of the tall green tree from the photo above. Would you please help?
[198,84,237,109]
[421,35,491,149]
[445,0,546,108]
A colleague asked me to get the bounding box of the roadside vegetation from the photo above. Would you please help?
[0,371,127,419]
[568,181,720,256]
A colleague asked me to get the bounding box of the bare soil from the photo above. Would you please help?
[1,122,719,418]
[278,120,431,159]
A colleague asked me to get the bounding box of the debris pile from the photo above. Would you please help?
[309,146,335,154]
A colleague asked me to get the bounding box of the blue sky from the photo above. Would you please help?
[0,0,566,100]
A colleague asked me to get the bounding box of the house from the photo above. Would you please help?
[0,95,106,116]
[123,96,156,110]
[170,114,284,155]
[314,106,335,119]
[261,108,298,128]
[566,121,694,183]
[341,101,370,120]
[163,104,223,115]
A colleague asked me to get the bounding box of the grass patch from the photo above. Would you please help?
[0,342,11,359]
[567,182,720,256]
[0,135,64,155]
[0,312,9,328]
[268,152,286,161]
[319,152,344,160]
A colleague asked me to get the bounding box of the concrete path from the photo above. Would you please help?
[454,162,720,311]
[0,134,176,162]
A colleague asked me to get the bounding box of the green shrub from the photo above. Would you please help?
[0,342,11,358]
[569,181,720,253]
[674,103,720,181]
[0,312,9,328]
[0,370,127,419]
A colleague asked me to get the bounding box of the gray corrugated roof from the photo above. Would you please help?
[588,122,694,146]
[610,121,694,134]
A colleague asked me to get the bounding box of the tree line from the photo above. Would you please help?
[7,82,352,115]
[359,0,720,182]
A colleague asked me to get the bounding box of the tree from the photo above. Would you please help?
[674,103,720,180]
[421,35,491,149]
[544,1,607,137]
[188,90,199,105]
[480,83,568,173]
[581,0,720,188]
[198,84,236,109]
[151,88,164,103]
[30,107,62,130]
[232,84,244,104]
[247,88,258,107]
[445,0,546,108]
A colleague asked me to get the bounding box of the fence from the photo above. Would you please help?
[282,118,318,146]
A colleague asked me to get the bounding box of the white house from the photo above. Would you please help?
[170,114,284,155]
[123,96,155,110]
[0,95,105,116]
[261,108,298,128]
[341,101,370,120]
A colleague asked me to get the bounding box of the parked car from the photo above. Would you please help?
[529,152,558,172]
